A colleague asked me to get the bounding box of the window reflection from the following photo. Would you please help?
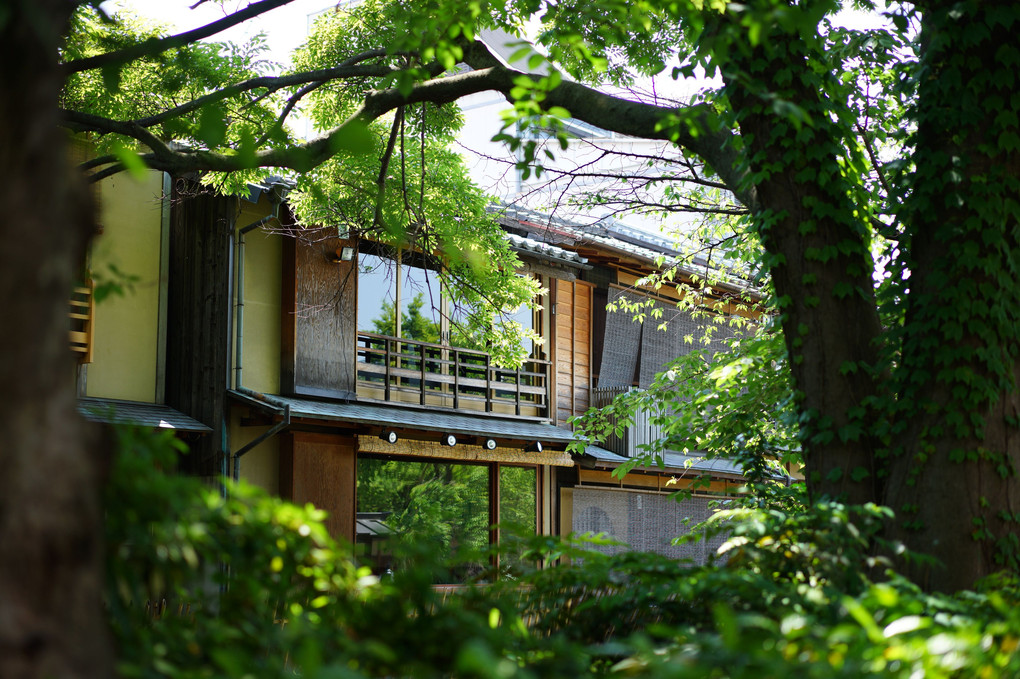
[357,252,442,342]
[356,252,538,365]
[499,465,537,574]
[357,253,396,336]
[355,457,537,581]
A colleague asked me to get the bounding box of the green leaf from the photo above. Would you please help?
[196,106,227,148]
[329,120,375,155]
[111,141,148,180]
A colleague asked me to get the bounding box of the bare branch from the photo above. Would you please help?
[855,122,893,200]
[460,40,758,211]
[374,108,402,230]
[62,109,174,157]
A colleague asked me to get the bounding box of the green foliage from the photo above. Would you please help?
[573,319,800,487]
[64,6,283,189]
[358,458,490,569]
[107,427,1020,678]
[89,261,141,303]
[370,293,443,343]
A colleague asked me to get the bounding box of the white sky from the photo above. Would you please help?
[101,0,890,71]
[100,0,334,67]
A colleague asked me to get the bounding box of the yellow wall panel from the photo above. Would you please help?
[231,416,281,495]
[86,171,166,402]
[237,203,282,394]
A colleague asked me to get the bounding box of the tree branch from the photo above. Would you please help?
[459,40,759,211]
[129,63,396,128]
[63,0,296,75]
[62,38,756,209]
[374,108,402,230]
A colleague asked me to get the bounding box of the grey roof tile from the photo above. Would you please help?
[77,398,212,432]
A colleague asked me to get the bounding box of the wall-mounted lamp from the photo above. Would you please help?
[380,429,398,444]
[441,433,457,447]
[482,438,497,451]
[524,441,543,453]
[328,246,356,263]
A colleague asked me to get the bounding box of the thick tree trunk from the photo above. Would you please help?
[0,2,112,677]
[725,27,885,507]
[883,0,1020,591]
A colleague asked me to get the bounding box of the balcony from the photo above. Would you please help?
[356,332,551,420]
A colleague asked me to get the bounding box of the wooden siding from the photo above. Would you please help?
[280,432,356,542]
[165,185,236,477]
[281,228,357,398]
[552,279,592,425]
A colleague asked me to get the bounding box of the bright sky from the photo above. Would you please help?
[102,0,890,70]
[100,0,334,67]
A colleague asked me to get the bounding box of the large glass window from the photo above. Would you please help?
[498,465,537,573]
[357,252,441,341]
[355,457,537,581]
[358,251,536,355]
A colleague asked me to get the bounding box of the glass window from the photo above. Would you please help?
[357,458,488,580]
[399,259,442,343]
[357,252,442,342]
[357,253,396,336]
[509,301,534,357]
[355,457,538,581]
[498,465,537,574]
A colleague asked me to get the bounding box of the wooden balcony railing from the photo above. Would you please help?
[356,332,551,419]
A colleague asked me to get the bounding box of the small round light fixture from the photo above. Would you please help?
[483,438,497,451]
[380,429,398,444]
[524,441,543,453]
[441,433,457,447]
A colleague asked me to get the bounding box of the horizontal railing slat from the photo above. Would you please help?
[355,332,550,417]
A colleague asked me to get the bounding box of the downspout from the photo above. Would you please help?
[231,395,290,482]
[233,188,284,391]
[227,182,287,488]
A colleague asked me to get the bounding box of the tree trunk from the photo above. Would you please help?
[724,23,885,507]
[0,2,112,677]
[883,0,1020,591]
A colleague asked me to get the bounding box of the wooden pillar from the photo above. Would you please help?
[280,432,357,543]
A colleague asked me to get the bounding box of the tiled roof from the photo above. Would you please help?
[77,397,212,432]
[505,232,588,268]
[493,204,755,293]
[583,445,745,477]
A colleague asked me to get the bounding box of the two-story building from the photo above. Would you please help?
[78,167,757,572]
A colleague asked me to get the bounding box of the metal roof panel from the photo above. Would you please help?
[77,398,212,433]
[238,392,581,444]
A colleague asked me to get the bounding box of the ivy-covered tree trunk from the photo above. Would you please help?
[882,0,1020,591]
[722,1,1019,591]
[724,27,885,509]
[0,1,112,677]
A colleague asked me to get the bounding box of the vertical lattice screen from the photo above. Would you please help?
[597,288,643,387]
[572,487,729,565]
[599,288,739,389]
